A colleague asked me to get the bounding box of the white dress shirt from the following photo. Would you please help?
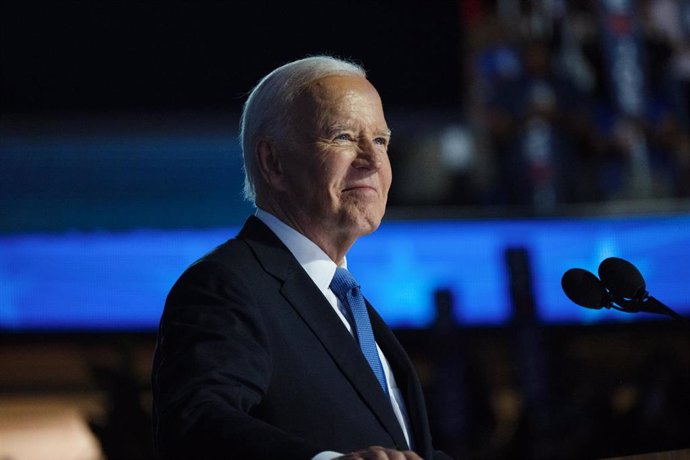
[255,209,413,458]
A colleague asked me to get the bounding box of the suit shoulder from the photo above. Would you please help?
[198,236,254,268]
[167,237,257,294]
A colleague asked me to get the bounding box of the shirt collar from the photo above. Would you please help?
[255,208,346,292]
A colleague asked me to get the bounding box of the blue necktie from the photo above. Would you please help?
[330,267,389,396]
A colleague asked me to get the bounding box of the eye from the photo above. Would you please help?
[334,133,354,142]
[373,137,389,147]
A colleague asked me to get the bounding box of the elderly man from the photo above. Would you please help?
[152,56,450,460]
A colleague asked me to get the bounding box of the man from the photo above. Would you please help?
[152,56,450,459]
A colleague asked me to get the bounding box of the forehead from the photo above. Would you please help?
[292,75,387,131]
[304,74,379,104]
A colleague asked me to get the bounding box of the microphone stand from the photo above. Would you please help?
[610,292,690,329]
[640,296,690,325]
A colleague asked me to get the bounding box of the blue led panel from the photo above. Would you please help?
[529,215,690,323]
[348,221,511,327]
[1,215,689,331]
[0,229,233,330]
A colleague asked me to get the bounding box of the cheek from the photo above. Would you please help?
[294,151,334,190]
[381,158,393,194]
[324,156,351,186]
[314,163,343,206]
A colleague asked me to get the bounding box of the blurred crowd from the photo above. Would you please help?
[391,0,690,212]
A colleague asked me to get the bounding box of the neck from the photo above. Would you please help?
[257,197,354,265]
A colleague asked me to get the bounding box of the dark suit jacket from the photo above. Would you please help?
[152,216,449,459]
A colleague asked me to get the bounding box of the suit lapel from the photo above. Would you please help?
[369,306,433,457]
[238,216,409,449]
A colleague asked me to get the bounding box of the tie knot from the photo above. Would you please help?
[330,267,360,299]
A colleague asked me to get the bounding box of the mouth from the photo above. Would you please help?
[342,185,377,193]
[343,183,376,192]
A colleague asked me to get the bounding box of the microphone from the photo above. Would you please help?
[598,257,645,300]
[561,268,611,310]
[561,257,689,324]
[597,257,682,317]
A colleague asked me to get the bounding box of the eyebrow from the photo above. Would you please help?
[325,124,392,137]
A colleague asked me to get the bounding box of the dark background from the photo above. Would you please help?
[1,1,463,113]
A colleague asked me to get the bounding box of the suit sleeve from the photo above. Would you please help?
[433,450,455,460]
[152,259,323,460]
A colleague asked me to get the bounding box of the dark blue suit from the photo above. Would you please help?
[152,216,448,459]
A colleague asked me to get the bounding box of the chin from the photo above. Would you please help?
[335,202,386,236]
[352,212,385,236]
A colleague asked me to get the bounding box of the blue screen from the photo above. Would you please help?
[529,215,690,323]
[1,215,689,330]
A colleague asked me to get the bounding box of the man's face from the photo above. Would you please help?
[277,75,392,244]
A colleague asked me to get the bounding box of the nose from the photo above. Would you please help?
[354,138,383,170]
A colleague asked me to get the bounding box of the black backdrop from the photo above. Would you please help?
[1,1,463,113]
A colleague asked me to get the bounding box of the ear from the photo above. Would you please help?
[256,139,287,191]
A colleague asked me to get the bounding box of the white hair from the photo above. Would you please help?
[239,55,366,203]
